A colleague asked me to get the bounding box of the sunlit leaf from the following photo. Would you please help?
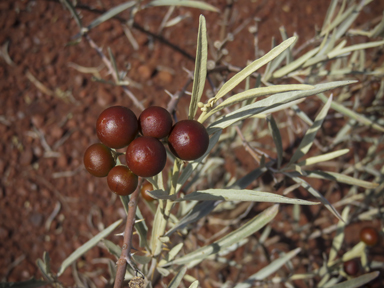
[304,170,379,189]
[57,219,122,276]
[330,272,379,288]
[328,40,384,59]
[288,95,333,165]
[188,15,208,120]
[173,189,319,205]
[234,248,301,287]
[208,81,355,134]
[297,149,349,167]
[328,206,350,264]
[87,1,136,31]
[213,37,297,102]
[147,0,219,12]
[188,281,199,288]
[160,205,279,267]
[167,266,187,288]
[202,84,313,122]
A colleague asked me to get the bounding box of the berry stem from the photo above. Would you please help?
[114,178,143,288]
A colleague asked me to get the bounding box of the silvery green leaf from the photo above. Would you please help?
[328,206,350,264]
[304,170,379,189]
[316,93,384,132]
[188,281,199,288]
[213,37,297,102]
[273,47,319,78]
[103,239,121,258]
[60,0,82,29]
[87,1,136,30]
[174,189,319,205]
[150,204,167,256]
[167,266,187,288]
[57,219,122,276]
[321,4,356,37]
[36,259,53,281]
[135,206,148,248]
[234,248,301,288]
[202,84,313,122]
[297,149,349,167]
[189,15,208,120]
[330,272,379,288]
[328,40,384,59]
[208,81,355,134]
[147,0,219,12]
[157,266,170,276]
[288,95,333,166]
[160,205,279,267]
[288,175,342,221]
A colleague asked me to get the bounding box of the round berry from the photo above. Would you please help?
[141,181,155,202]
[168,120,209,161]
[360,227,379,246]
[84,143,115,177]
[96,106,138,149]
[107,165,138,196]
[126,136,166,177]
[343,259,360,276]
[139,106,173,139]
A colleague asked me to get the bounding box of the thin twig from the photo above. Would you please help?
[84,34,145,111]
[114,178,143,288]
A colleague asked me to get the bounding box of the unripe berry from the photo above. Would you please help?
[360,227,379,246]
[107,165,138,196]
[96,106,138,149]
[139,106,173,139]
[126,136,166,177]
[168,120,209,161]
[84,143,115,177]
[140,181,155,202]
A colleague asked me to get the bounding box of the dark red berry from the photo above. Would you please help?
[360,227,379,246]
[139,106,173,139]
[343,259,360,276]
[96,106,138,149]
[107,165,138,196]
[140,181,155,202]
[84,143,115,177]
[126,136,166,177]
[168,120,209,161]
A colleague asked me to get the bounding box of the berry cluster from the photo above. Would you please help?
[84,105,209,197]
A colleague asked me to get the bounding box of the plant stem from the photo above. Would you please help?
[114,178,143,288]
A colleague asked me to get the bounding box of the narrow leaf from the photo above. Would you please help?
[188,15,208,120]
[267,115,283,168]
[235,248,301,288]
[188,281,199,288]
[60,0,82,29]
[87,1,136,31]
[288,175,342,221]
[328,206,350,264]
[317,93,384,132]
[288,95,333,166]
[214,37,297,101]
[208,81,355,134]
[150,204,167,256]
[167,266,188,288]
[161,205,279,266]
[330,272,379,288]
[328,40,384,59]
[304,170,379,189]
[297,149,349,166]
[174,189,319,205]
[202,84,313,122]
[148,0,219,12]
[273,47,319,78]
[57,219,122,276]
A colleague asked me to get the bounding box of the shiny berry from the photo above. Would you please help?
[139,106,173,139]
[360,227,379,246]
[96,106,138,149]
[126,136,166,177]
[168,120,209,161]
[107,165,138,196]
[343,259,360,276]
[140,181,155,202]
[84,143,115,177]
